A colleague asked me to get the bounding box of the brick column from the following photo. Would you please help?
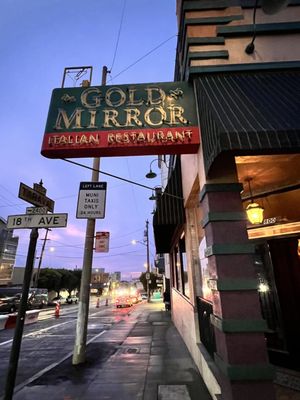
[200,183,276,400]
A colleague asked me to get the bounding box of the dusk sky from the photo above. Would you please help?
[0,0,177,280]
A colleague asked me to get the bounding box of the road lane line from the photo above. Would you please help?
[0,319,75,347]
[10,330,106,396]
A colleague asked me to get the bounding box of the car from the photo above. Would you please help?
[49,295,65,305]
[115,296,133,308]
[0,294,18,313]
[66,295,79,304]
[141,293,148,300]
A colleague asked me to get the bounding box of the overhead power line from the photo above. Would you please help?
[108,34,177,82]
[61,158,183,201]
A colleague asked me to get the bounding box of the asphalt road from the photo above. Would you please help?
[0,299,137,398]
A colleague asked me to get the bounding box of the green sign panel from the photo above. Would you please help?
[41,81,199,158]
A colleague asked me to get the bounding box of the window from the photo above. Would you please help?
[171,233,189,298]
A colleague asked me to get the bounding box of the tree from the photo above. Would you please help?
[37,268,82,296]
[139,272,158,294]
[38,268,62,295]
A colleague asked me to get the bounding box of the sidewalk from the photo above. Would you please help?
[13,299,213,400]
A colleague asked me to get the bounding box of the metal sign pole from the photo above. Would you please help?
[72,65,108,365]
[4,228,39,400]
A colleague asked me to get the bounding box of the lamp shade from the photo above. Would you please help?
[246,202,264,224]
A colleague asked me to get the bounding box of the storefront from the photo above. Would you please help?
[153,1,300,399]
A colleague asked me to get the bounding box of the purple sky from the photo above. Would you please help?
[0,0,177,280]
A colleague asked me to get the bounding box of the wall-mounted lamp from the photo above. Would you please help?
[149,186,162,201]
[145,158,168,179]
[245,178,264,224]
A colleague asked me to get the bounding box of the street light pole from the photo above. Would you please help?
[72,65,108,365]
[145,219,150,303]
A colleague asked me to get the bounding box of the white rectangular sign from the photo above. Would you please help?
[26,206,49,215]
[76,182,107,219]
[7,213,68,229]
[95,231,110,253]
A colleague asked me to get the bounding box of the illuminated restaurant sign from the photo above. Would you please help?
[41,81,199,158]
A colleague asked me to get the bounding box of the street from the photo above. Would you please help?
[0,299,137,398]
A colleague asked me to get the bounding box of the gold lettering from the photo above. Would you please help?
[80,135,88,144]
[145,87,166,105]
[55,108,83,129]
[175,131,185,142]
[156,131,165,141]
[123,133,130,143]
[105,87,126,107]
[81,88,102,108]
[127,89,143,106]
[115,134,123,143]
[137,133,146,142]
[166,131,174,142]
[89,134,99,144]
[124,108,143,127]
[108,134,115,143]
[87,110,97,128]
[130,133,137,142]
[168,106,188,125]
[144,107,166,127]
[103,109,122,127]
[185,129,193,140]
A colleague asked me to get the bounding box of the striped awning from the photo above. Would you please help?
[153,157,185,253]
[195,70,300,174]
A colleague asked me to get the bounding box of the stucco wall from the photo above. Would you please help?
[171,288,221,399]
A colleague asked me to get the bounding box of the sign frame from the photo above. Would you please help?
[95,231,110,253]
[18,183,55,212]
[76,182,107,219]
[41,81,200,159]
[7,213,68,229]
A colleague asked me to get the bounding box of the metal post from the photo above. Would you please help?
[72,66,108,365]
[4,228,39,400]
[146,219,150,303]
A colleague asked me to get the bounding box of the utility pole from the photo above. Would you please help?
[34,228,50,287]
[73,66,108,365]
[145,219,150,303]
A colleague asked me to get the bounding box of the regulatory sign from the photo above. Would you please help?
[19,183,55,212]
[7,213,68,229]
[26,206,49,215]
[76,182,107,219]
[95,231,110,253]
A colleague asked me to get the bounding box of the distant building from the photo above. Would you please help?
[91,268,109,294]
[110,271,121,282]
[0,217,19,286]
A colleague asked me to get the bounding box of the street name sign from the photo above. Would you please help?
[26,206,49,215]
[19,183,55,212]
[7,213,68,229]
[76,182,107,219]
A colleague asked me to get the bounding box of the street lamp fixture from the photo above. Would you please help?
[131,220,151,302]
[145,158,169,179]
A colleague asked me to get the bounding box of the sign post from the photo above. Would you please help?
[4,181,66,400]
[4,228,39,400]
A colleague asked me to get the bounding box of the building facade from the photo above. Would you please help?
[153,1,300,399]
[0,217,19,286]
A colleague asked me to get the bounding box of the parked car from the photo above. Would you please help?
[49,295,65,305]
[115,296,133,308]
[66,295,79,304]
[0,294,18,313]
